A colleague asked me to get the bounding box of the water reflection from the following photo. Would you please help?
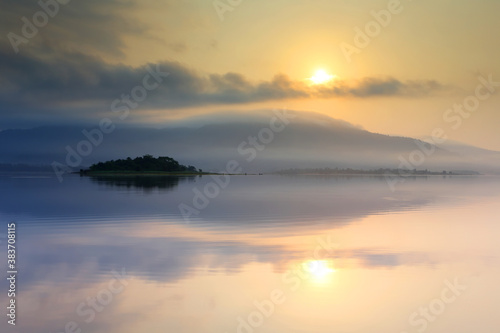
[87,174,197,192]
[3,174,497,230]
[302,260,336,282]
[0,174,499,333]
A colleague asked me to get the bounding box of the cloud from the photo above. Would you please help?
[0,0,147,58]
[0,40,445,127]
[317,77,444,98]
[0,0,446,125]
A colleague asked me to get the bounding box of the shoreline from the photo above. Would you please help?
[273,172,481,176]
[76,171,261,176]
[77,171,214,176]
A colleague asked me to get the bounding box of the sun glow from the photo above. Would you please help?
[308,69,336,85]
[303,260,335,281]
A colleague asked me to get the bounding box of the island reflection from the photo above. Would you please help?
[86,175,197,192]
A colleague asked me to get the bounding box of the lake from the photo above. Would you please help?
[1,173,499,333]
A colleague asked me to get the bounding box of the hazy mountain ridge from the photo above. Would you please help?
[1,111,499,174]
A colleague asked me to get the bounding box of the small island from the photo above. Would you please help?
[80,154,208,176]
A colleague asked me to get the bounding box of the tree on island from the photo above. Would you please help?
[88,155,202,173]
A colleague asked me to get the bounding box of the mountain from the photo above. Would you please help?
[1,110,499,174]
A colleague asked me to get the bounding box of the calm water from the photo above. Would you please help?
[1,173,500,333]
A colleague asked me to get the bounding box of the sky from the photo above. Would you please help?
[1,0,500,150]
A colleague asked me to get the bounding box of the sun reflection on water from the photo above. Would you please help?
[302,260,335,282]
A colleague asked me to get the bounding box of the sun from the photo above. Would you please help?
[308,69,336,85]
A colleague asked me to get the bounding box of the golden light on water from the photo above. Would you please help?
[302,260,335,282]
